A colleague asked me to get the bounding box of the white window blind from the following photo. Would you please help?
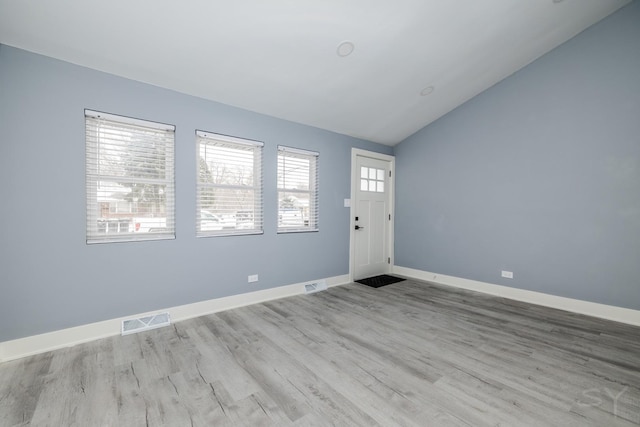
[277,146,319,233]
[196,131,263,237]
[85,110,175,244]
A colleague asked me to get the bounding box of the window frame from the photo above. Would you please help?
[85,110,175,244]
[196,130,264,237]
[277,145,319,234]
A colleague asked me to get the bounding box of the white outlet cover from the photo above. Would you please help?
[344,198,351,207]
[501,270,514,279]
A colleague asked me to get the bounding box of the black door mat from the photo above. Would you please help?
[355,274,406,288]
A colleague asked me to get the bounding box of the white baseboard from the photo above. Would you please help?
[0,275,349,363]
[393,266,640,327]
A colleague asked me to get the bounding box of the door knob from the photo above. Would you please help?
[355,225,364,230]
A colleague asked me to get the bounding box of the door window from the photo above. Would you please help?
[360,167,385,193]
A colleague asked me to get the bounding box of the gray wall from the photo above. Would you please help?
[0,45,392,342]
[395,1,640,310]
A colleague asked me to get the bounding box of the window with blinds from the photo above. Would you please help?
[85,110,175,243]
[277,146,319,233]
[196,131,263,237]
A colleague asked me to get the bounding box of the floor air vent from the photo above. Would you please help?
[122,312,171,336]
[304,280,328,294]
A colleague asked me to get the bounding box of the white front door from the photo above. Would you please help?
[352,153,393,280]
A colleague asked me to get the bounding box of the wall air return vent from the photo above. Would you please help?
[122,312,171,336]
[304,280,328,294]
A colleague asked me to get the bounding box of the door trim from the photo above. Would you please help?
[349,148,396,282]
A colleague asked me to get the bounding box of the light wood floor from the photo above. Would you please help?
[1,279,639,426]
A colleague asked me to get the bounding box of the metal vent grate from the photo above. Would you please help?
[122,312,171,336]
[304,280,328,294]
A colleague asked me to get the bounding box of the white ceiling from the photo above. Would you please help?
[0,0,630,145]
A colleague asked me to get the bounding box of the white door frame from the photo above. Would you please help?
[349,148,396,282]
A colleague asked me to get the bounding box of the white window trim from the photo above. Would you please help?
[277,145,319,234]
[196,130,264,237]
[85,110,175,244]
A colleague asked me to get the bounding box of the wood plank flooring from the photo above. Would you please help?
[1,278,639,426]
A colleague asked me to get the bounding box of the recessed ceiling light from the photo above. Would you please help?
[420,86,435,96]
[337,41,355,57]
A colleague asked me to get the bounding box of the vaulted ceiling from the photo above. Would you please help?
[0,0,630,145]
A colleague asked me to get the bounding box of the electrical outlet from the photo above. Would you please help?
[501,270,514,279]
[248,274,259,283]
